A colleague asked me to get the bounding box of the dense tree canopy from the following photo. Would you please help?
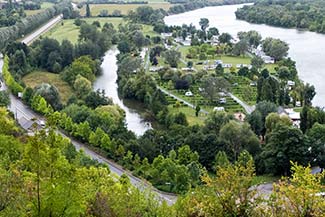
[236,0,325,34]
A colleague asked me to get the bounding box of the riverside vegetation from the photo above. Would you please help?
[0,1,325,216]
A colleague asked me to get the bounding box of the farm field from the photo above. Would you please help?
[80,2,172,16]
[25,2,54,16]
[22,71,73,104]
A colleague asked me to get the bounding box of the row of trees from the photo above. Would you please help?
[1,107,324,216]
[0,108,171,216]
[235,0,325,34]
[0,1,72,49]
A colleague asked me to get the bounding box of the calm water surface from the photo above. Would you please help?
[93,48,152,136]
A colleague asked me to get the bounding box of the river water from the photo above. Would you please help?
[165,4,325,107]
[94,4,325,135]
[93,48,152,136]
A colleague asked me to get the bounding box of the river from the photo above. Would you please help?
[93,48,152,136]
[165,4,325,107]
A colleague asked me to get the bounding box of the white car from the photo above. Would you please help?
[185,91,193,97]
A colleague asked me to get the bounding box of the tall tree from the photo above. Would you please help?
[86,3,91,18]
[199,18,209,32]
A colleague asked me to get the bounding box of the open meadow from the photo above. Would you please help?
[80,2,172,16]
[23,71,73,104]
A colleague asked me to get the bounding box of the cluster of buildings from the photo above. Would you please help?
[251,47,275,64]
[203,60,252,71]
[278,107,301,128]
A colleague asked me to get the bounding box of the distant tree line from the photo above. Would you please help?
[235,0,325,34]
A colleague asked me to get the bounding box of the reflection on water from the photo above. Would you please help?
[165,4,325,107]
[93,48,152,136]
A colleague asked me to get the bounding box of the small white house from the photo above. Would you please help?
[262,55,275,64]
[296,101,301,107]
[280,108,301,128]
[287,80,295,86]
[161,33,172,39]
[185,91,193,97]
[214,107,225,112]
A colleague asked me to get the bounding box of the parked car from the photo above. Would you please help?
[219,98,227,104]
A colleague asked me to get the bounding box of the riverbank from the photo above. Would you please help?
[165,4,325,107]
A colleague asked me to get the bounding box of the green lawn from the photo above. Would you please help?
[179,46,277,73]
[25,2,54,16]
[43,18,124,44]
[168,105,206,126]
[23,71,73,104]
[80,3,172,16]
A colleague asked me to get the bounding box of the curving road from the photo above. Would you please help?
[0,14,178,205]
[228,92,255,114]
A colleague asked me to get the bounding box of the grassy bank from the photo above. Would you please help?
[43,18,124,43]
[23,71,73,104]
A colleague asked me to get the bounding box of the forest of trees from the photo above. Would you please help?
[0,108,324,216]
[235,0,325,34]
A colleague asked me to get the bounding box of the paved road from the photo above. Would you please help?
[21,14,63,45]
[0,16,178,205]
[228,92,255,114]
[0,57,177,205]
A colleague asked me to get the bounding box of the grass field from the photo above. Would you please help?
[179,46,277,73]
[168,105,206,126]
[25,2,54,16]
[23,71,73,104]
[43,17,124,43]
[44,17,158,43]
[80,3,172,16]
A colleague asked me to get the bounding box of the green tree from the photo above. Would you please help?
[251,55,264,69]
[220,121,260,161]
[213,151,230,171]
[163,50,181,68]
[86,3,91,17]
[262,123,307,175]
[73,75,92,98]
[0,91,10,107]
[199,18,209,31]
[268,163,325,216]
[201,75,230,102]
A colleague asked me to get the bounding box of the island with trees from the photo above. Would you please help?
[235,0,325,34]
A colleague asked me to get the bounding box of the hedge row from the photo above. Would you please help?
[1,56,24,95]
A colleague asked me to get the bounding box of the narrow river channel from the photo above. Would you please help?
[93,48,152,136]
[165,4,325,107]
